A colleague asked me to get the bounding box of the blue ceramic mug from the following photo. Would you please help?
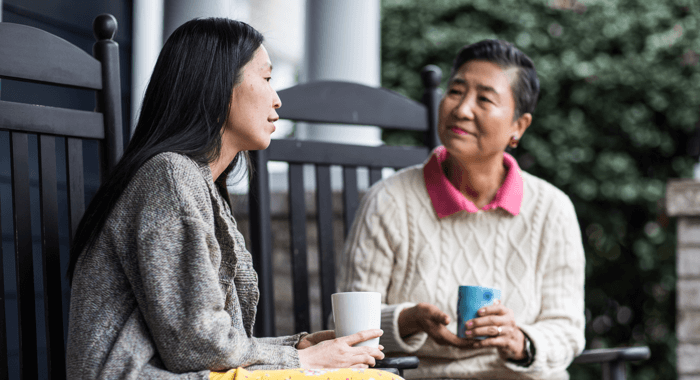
[457,285,501,339]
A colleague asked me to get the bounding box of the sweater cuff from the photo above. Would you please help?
[284,345,302,369]
[255,332,309,348]
[293,332,310,348]
[502,325,544,373]
[380,303,428,354]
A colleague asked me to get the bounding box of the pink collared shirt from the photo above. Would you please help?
[423,146,523,218]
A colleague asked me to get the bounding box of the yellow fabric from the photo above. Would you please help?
[210,367,402,380]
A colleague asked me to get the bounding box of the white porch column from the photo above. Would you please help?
[301,0,382,146]
[163,0,229,41]
[666,180,700,379]
[131,0,164,135]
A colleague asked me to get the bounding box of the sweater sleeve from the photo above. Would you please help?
[338,179,428,354]
[253,333,308,348]
[132,214,301,373]
[503,194,586,377]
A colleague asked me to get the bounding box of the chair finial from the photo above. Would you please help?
[421,65,442,89]
[93,14,118,41]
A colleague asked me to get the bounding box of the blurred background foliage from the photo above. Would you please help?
[380,0,700,378]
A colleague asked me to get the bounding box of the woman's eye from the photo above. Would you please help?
[448,88,462,95]
[265,77,272,82]
[478,96,491,103]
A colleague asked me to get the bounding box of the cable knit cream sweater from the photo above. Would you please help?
[338,163,586,380]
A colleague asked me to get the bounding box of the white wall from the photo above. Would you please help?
[131,0,163,134]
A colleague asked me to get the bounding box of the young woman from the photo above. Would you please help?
[66,18,388,380]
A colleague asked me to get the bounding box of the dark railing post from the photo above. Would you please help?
[93,14,123,177]
[421,64,442,150]
[602,360,626,380]
[687,112,700,179]
[249,150,276,337]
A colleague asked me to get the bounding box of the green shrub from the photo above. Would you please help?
[381,0,700,378]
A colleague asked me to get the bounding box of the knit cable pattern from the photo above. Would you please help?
[338,164,585,380]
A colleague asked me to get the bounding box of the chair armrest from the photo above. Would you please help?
[572,346,651,364]
[375,356,420,370]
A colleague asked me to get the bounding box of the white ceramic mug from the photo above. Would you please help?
[331,291,381,347]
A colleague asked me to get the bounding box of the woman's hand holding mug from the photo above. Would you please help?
[462,300,527,360]
[398,302,472,348]
[297,329,385,369]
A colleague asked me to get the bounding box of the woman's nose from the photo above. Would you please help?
[452,97,474,119]
[273,90,282,109]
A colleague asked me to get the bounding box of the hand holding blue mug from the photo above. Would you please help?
[457,285,501,339]
[459,293,529,362]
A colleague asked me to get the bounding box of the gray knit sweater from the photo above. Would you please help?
[67,152,304,379]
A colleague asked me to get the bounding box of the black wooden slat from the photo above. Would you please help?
[248,150,276,337]
[0,101,105,139]
[277,81,427,131]
[0,177,8,380]
[10,132,39,380]
[38,135,67,380]
[342,167,359,239]
[0,23,102,90]
[65,138,85,243]
[314,165,335,330]
[267,139,429,168]
[288,164,310,333]
[369,168,383,186]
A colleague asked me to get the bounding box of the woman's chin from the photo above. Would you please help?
[443,141,478,158]
[249,137,272,151]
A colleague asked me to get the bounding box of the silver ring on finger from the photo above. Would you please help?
[497,326,503,336]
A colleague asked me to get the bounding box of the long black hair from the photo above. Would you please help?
[67,18,264,283]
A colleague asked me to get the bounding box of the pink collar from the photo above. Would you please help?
[423,146,523,218]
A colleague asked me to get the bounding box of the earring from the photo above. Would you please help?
[509,135,520,148]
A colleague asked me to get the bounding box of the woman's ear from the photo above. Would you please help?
[513,112,532,137]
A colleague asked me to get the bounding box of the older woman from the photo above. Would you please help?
[67,18,388,380]
[339,39,585,379]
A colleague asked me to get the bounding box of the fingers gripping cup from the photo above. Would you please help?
[331,292,381,347]
[457,285,501,339]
